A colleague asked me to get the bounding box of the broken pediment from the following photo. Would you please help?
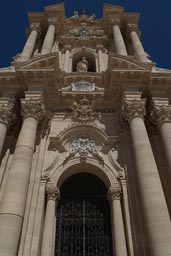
[14,53,59,71]
[108,54,153,70]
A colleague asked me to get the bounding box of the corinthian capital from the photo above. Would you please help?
[108,187,122,201]
[21,92,45,121]
[122,96,146,123]
[152,101,171,128]
[47,187,60,202]
[0,99,16,126]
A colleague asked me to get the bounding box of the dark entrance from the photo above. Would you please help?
[55,173,113,256]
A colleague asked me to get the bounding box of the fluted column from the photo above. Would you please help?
[108,187,128,256]
[112,20,127,56]
[63,45,71,72]
[129,26,149,62]
[41,18,56,55]
[0,99,15,157]
[96,44,105,72]
[0,92,44,256]
[20,24,40,62]
[122,93,171,256]
[153,98,171,173]
[41,187,60,256]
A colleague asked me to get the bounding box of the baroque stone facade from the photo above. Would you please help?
[0,2,171,256]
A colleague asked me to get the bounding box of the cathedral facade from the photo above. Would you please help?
[0,3,171,256]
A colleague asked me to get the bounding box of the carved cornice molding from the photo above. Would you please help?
[21,92,45,122]
[122,97,146,123]
[108,187,122,201]
[46,187,60,202]
[0,99,16,126]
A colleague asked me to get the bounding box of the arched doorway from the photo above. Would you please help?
[55,173,113,256]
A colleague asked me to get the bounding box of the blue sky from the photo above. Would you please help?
[0,0,171,68]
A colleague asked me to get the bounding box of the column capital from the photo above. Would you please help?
[111,18,120,26]
[47,17,57,25]
[64,44,71,52]
[21,92,45,121]
[0,99,16,126]
[30,23,41,33]
[46,187,60,202]
[127,24,139,33]
[96,44,104,52]
[108,187,122,201]
[152,98,171,127]
[122,93,146,123]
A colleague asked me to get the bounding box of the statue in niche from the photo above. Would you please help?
[76,57,89,72]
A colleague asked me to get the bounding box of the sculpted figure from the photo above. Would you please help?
[76,57,89,72]
[71,11,79,20]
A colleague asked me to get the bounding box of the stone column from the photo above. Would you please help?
[153,98,171,173]
[108,187,128,256]
[0,92,44,256]
[0,99,15,157]
[41,187,60,256]
[112,20,127,56]
[41,18,56,55]
[122,93,171,256]
[96,44,105,72]
[63,45,71,72]
[129,26,149,62]
[20,24,40,62]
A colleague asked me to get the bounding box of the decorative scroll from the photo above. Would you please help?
[64,136,103,164]
[62,81,104,93]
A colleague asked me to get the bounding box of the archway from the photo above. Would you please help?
[55,172,113,256]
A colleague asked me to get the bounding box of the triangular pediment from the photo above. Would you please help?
[15,53,59,71]
[108,53,153,71]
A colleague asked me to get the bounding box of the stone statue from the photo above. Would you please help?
[76,57,89,72]
[71,11,79,20]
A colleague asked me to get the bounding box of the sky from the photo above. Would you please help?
[0,0,171,69]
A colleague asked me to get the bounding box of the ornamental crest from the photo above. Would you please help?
[66,97,102,123]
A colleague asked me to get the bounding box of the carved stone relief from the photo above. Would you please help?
[64,136,103,164]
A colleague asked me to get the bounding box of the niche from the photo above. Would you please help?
[72,51,96,72]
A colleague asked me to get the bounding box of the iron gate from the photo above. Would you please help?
[55,199,112,256]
